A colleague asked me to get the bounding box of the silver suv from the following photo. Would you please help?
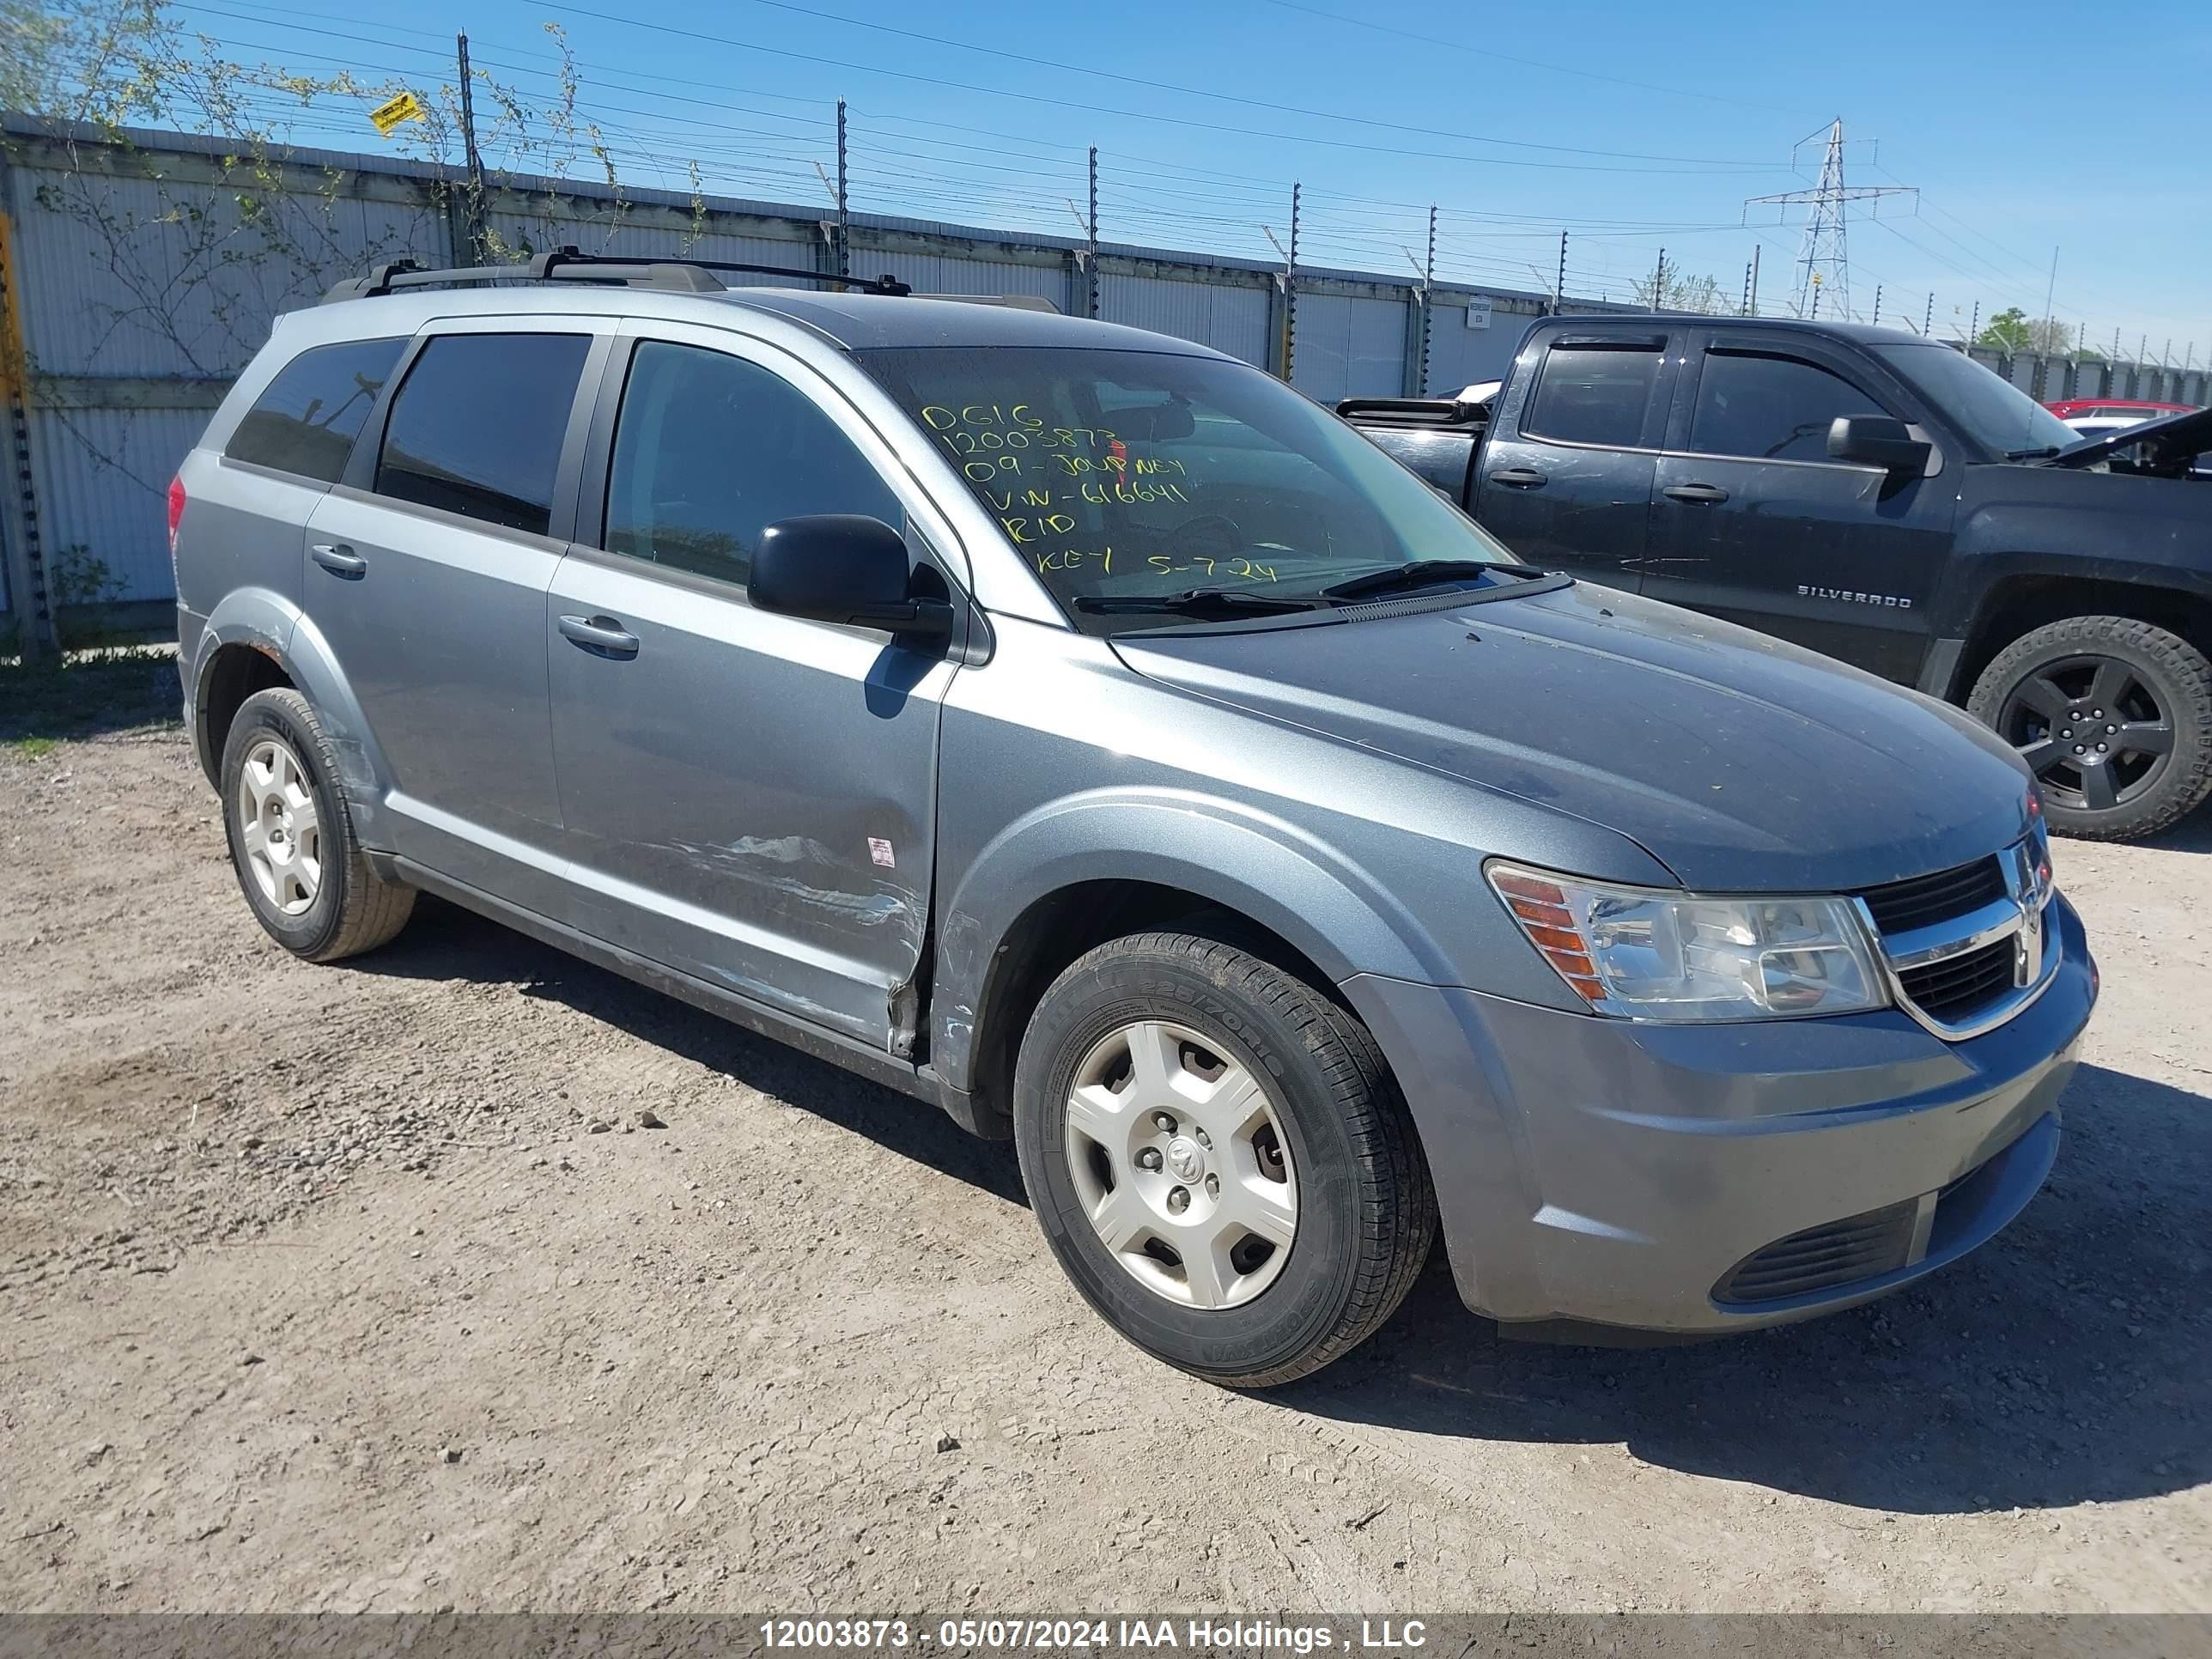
[172,252,2097,1385]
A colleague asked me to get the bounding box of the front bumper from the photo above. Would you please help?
[1345,892,2097,1334]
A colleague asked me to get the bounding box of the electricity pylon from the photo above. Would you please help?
[1744,120,1916,322]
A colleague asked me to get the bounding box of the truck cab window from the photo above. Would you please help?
[1522,344,1662,448]
[1690,351,1888,464]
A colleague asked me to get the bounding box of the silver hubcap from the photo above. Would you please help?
[236,737,322,915]
[1064,1018,1297,1310]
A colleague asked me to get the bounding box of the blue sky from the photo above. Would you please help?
[188,0,2212,356]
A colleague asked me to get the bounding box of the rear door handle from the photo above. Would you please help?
[558,613,640,659]
[310,543,368,577]
[1662,483,1730,505]
[1489,467,1548,489]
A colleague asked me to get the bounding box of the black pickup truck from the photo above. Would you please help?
[1343,315,2212,840]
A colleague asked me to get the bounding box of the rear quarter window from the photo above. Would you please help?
[224,337,407,483]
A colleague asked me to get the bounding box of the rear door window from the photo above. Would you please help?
[373,333,592,536]
[225,337,406,483]
[1521,343,1663,448]
[1688,350,1889,463]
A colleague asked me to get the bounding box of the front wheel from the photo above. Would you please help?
[1967,616,2212,841]
[1012,932,1435,1389]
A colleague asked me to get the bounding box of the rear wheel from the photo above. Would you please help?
[1968,616,2212,841]
[1012,932,1434,1389]
[220,688,416,960]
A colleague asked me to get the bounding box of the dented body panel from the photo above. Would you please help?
[543,545,948,1048]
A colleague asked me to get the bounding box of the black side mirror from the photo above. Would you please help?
[750,514,953,640]
[1827,414,1932,477]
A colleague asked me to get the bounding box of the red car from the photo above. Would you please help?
[2044,398,2195,420]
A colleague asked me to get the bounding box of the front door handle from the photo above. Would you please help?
[558,613,640,659]
[1662,483,1731,505]
[310,543,368,577]
[1489,466,1549,489]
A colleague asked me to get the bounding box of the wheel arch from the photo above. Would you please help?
[195,640,295,789]
[191,591,398,851]
[190,586,302,787]
[931,793,1458,1124]
[1953,570,2212,702]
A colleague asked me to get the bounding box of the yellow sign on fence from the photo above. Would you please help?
[368,90,425,138]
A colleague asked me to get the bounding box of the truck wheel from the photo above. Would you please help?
[1967,616,2212,841]
[1012,932,1435,1389]
[220,688,416,961]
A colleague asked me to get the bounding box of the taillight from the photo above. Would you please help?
[163,473,185,592]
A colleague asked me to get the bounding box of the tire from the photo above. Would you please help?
[1966,616,2212,842]
[219,687,415,961]
[1012,932,1436,1389]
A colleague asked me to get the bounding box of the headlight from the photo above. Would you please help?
[1488,862,1888,1023]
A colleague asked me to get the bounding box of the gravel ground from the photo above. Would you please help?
[1,661,2207,1613]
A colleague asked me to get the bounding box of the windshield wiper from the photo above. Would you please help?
[1073,586,1320,617]
[2005,445,2064,460]
[1320,558,1534,603]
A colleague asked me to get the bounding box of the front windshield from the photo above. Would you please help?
[1874,342,2078,458]
[855,345,1522,628]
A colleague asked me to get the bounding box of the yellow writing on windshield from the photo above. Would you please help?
[1149,556,1278,582]
[926,398,1225,581]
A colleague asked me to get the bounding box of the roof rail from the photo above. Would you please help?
[320,245,913,304]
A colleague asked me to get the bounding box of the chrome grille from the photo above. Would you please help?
[1898,937,2016,1022]
[1851,825,2057,1041]
[1859,856,2008,935]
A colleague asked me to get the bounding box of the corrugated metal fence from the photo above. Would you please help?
[3,115,2206,640]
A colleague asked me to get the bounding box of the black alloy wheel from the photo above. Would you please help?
[1996,653,2173,817]
[1967,615,2212,841]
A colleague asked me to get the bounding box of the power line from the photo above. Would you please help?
[189,22,1712,252]
[1249,0,1796,113]
[177,76,1862,314]
[173,0,839,111]
[1871,161,2204,337]
[848,106,1091,159]
[533,2,1796,176]
[175,9,838,136]
[172,4,1820,236]
[1867,220,2033,304]
[678,0,1784,165]
[847,122,1087,173]
[162,7,2191,343]
[858,150,1089,191]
